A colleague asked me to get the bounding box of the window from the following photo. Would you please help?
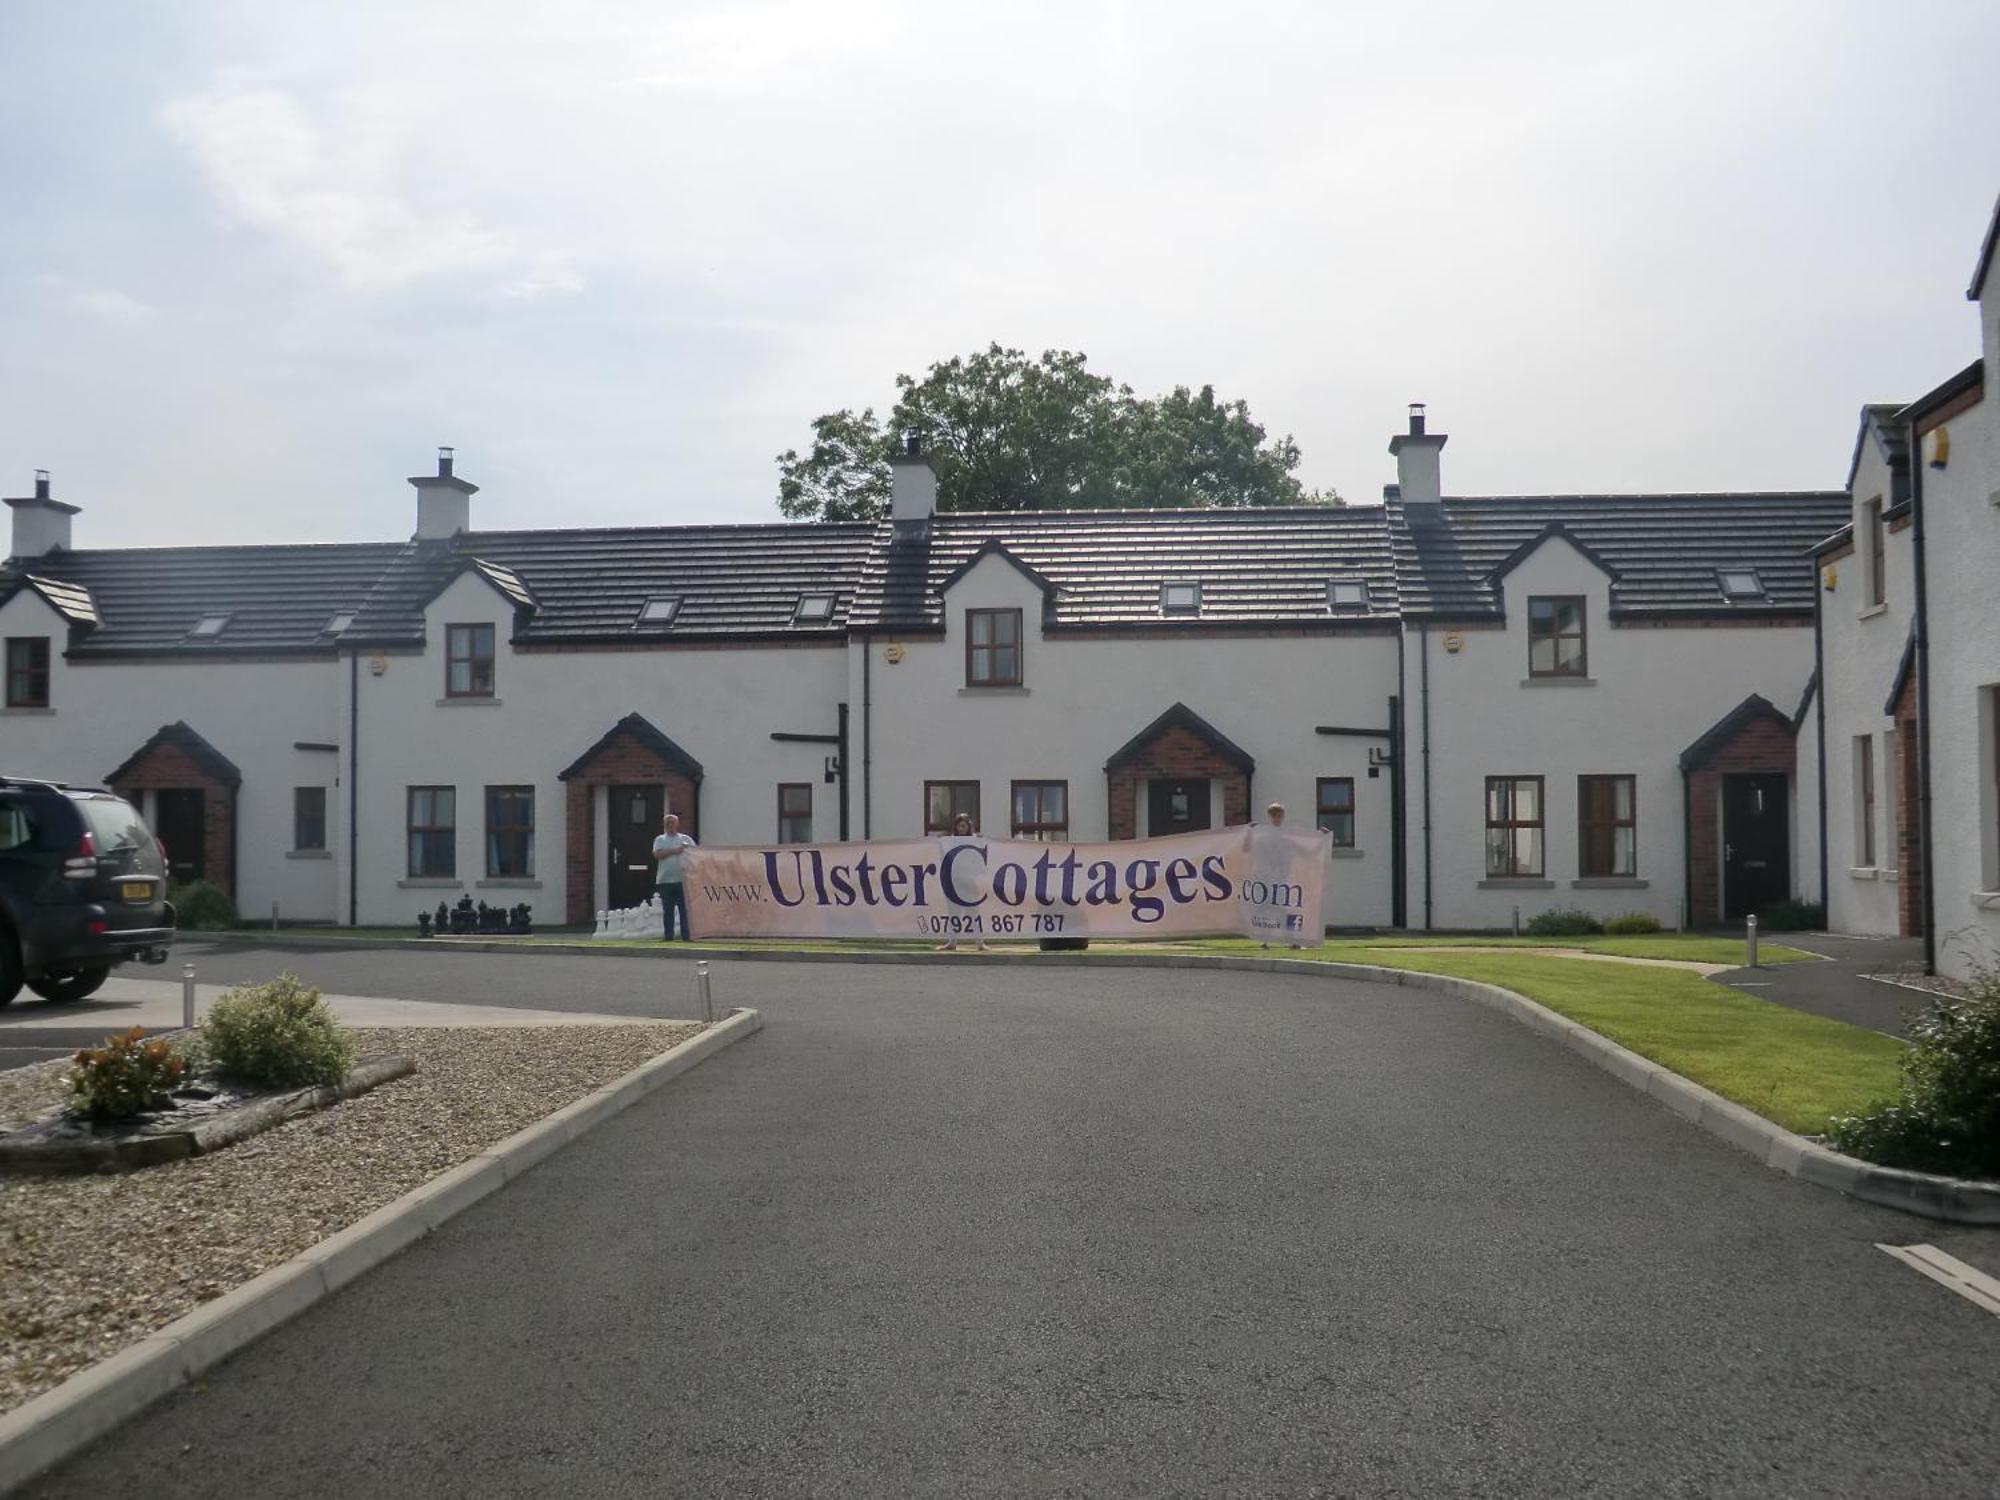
[293,787,327,852]
[1011,781,1068,840]
[924,780,981,834]
[794,593,836,624]
[1316,778,1356,847]
[777,783,813,843]
[324,612,354,636]
[1718,570,1764,601]
[0,798,37,852]
[1161,582,1202,615]
[1527,597,1586,678]
[638,597,681,626]
[1328,581,1368,610]
[5,637,50,708]
[188,614,230,639]
[965,608,1021,687]
[407,786,456,878]
[1577,775,1636,878]
[1855,735,1876,866]
[1864,498,1887,608]
[1485,776,1544,877]
[485,786,534,877]
[445,623,496,697]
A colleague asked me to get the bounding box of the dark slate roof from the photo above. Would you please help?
[1388,493,1849,620]
[1970,191,2000,301]
[1679,694,1792,772]
[1845,404,1911,494]
[0,573,99,629]
[847,507,1400,632]
[343,525,875,647]
[106,721,243,787]
[1884,625,1918,717]
[0,542,408,656]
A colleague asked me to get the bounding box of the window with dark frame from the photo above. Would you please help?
[777,783,813,843]
[924,780,981,833]
[485,786,534,877]
[4,637,50,708]
[1161,582,1201,615]
[445,623,496,697]
[965,608,1022,687]
[1856,735,1876,866]
[1485,775,1544,877]
[1577,774,1636,878]
[1527,597,1587,677]
[407,786,456,878]
[1315,777,1356,847]
[293,787,327,852]
[1865,498,1887,608]
[1010,781,1068,840]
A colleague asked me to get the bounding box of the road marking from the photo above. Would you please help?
[1732,981,1773,987]
[1878,1244,2000,1318]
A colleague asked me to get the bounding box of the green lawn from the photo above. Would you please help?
[1182,934,1813,966]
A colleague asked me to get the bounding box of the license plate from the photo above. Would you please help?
[120,881,152,903]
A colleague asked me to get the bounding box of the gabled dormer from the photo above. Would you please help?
[1484,524,1618,686]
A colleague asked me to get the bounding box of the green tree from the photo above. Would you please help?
[775,344,1333,520]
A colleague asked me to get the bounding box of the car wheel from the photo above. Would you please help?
[0,936,19,1007]
[26,966,111,1004]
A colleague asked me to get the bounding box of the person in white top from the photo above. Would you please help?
[1257,802,1305,950]
[651,813,698,941]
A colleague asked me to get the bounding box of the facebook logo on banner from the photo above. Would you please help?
[1284,914,1303,931]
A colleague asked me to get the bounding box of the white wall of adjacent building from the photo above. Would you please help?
[1401,535,1817,931]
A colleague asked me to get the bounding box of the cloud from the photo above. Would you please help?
[33,275,159,327]
[162,85,582,297]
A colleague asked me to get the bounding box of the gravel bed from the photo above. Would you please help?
[0,1022,701,1415]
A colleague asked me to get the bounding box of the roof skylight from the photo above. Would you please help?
[1328,580,1369,610]
[324,612,354,635]
[637,597,682,626]
[188,614,231,639]
[794,593,837,624]
[1161,582,1202,615]
[1718,569,1765,600]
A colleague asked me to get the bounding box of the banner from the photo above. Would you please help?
[683,825,1328,942]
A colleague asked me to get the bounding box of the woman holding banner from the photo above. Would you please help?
[936,811,992,952]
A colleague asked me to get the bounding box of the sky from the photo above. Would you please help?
[2,0,1997,547]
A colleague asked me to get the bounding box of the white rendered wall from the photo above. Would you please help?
[0,589,346,921]
[1918,369,2000,979]
[1401,536,1817,931]
[1818,435,1914,937]
[350,570,849,925]
[852,551,1402,929]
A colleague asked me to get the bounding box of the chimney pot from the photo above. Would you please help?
[33,470,50,500]
[438,446,454,479]
[1408,403,1426,437]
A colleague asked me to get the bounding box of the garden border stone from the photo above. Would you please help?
[0,1006,762,1497]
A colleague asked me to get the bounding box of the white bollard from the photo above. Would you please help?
[182,963,197,1032]
[696,960,714,1023]
[1746,913,1760,969]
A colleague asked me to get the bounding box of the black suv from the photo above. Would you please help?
[0,777,175,1005]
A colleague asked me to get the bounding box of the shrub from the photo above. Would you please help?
[1756,899,1824,932]
[171,880,238,931]
[1523,907,1604,937]
[201,973,355,1089]
[68,1027,188,1119]
[1602,912,1663,935]
[1826,976,2000,1179]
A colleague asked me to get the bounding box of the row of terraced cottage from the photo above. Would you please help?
[4,204,1997,972]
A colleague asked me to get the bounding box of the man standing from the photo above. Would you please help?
[652,813,697,941]
[1255,802,1305,950]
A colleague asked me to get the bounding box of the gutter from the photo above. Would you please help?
[347,649,359,927]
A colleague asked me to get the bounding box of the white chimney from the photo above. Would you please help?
[1388,403,1447,510]
[409,447,478,539]
[5,471,79,559]
[887,431,937,536]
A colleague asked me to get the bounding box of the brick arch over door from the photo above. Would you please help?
[557,712,704,923]
[1104,701,1255,840]
[105,721,242,898]
[1679,693,1795,927]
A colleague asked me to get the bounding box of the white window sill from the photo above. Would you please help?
[958,685,1029,697]
[1572,877,1647,889]
[1478,877,1554,889]
[398,877,464,888]
[1882,870,1899,884]
[477,878,541,889]
[436,697,504,707]
[1973,891,2000,911]
[286,849,332,861]
[1848,866,1879,881]
[1520,676,1595,687]
[1327,847,1365,860]
[1857,604,1888,621]
[0,706,54,715]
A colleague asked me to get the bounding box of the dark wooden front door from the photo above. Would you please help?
[1722,773,1789,920]
[1148,778,1211,837]
[609,784,665,909]
[154,789,206,885]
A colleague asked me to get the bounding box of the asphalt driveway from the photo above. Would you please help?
[23,943,2000,1497]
